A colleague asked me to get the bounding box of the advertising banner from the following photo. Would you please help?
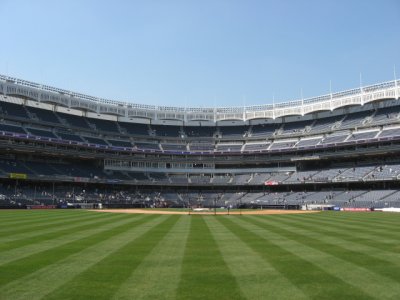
[265,180,279,186]
[9,173,27,179]
[27,205,57,209]
[342,207,371,212]
[74,177,90,183]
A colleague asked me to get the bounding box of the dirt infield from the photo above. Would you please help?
[91,209,320,215]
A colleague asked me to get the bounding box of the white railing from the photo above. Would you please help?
[0,74,399,122]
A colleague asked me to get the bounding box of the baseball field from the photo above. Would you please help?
[0,209,399,299]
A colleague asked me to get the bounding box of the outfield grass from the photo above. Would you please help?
[0,210,399,299]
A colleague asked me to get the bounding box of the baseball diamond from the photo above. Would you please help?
[2,1,400,299]
[1,74,400,299]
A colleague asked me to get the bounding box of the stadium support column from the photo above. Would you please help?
[14,179,18,199]
[52,182,55,205]
[214,197,216,215]
[226,193,229,215]
[187,177,190,215]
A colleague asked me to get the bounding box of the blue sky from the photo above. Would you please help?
[0,0,399,107]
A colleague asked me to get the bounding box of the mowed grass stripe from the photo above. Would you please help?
[0,214,89,235]
[0,210,72,222]
[112,215,190,300]
[0,211,64,223]
[0,211,106,236]
[222,216,377,300]
[205,216,308,300]
[0,214,171,300]
[0,212,120,249]
[277,212,400,238]
[247,215,400,283]
[0,210,89,229]
[232,216,400,300]
[176,216,245,300]
[269,214,400,257]
[0,212,130,265]
[0,214,156,285]
[0,210,110,238]
[300,212,400,234]
[43,215,179,300]
[283,214,400,253]
[293,212,400,238]
[0,214,79,238]
[324,212,400,226]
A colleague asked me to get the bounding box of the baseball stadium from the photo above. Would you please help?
[0,74,400,299]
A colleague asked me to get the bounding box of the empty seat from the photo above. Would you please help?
[0,123,26,134]
[219,126,247,138]
[86,118,120,133]
[152,125,181,137]
[184,126,215,137]
[135,143,160,150]
[26,106,60,124]
[251,124,280,137]
[58,112,91,129]
[108,139,132,147]
[0,101,30,119]
[58,132,84,142]
[27,128,57,139]
[84,136,109,145]
[120,122,149,136]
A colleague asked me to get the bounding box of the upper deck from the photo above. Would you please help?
[0,74,399,124]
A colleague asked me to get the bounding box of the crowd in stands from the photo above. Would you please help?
[1,182,399,209]
[1,92,400,210]
[1,97,400,154]
[1,157,400,186]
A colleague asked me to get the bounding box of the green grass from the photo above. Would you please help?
[0,210,399,299]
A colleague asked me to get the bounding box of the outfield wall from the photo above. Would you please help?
[374,207,400,212]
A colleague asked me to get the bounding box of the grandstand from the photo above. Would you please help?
[0,74,400,209]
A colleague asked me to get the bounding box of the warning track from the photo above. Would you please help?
[91,209,320,215]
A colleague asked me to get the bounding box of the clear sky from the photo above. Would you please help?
[0,0,399,107]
